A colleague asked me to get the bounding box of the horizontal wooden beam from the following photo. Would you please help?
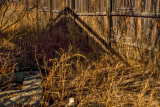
[12,7,158,18]
[76,12,107,16]
[111,12,160,18]
[76,12,160,18]
[27,9,160,18]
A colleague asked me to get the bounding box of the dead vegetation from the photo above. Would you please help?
[40,46,160,106]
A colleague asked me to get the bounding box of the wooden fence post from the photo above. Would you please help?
[106,0,112,46]
[50,0,53,19]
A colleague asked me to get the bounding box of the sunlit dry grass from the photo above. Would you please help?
[40,45,159,106]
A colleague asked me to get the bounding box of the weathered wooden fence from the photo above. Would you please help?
[111,0,160,50]
[24,0,160,50]
[1,0,159,69]
[6,0,160,52]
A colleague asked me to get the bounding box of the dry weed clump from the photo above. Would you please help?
[40,46,160,106]
[0,52,16,87]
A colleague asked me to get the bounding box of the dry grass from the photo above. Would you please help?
[0,1,160,107]
[40,46,160,107]
[0,52,16,86]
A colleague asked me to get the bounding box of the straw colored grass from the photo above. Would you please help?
[40,46,160,106]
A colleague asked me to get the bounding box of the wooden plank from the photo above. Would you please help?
[83,0,86,12]
[150,0,154,13]
[67,0,70,8]
[80,0,83,12]
[88,0,91,12]
[157,0,160,13]
[143,18,149,39]
[28,0,34,8]
[154,0,159,13]
[126,17,130,41]
[52,0,55,10]
[82,0,85,12]
[56,0,59,10]
[126,0,129,8]
[153,0,156,13]
[103,0,106,12]
[136,0,142,44]
[62,0,64,9]
[122,0,125,8]
[90,0,95,13]
[50,0,52,18]
[75,0,78,12]
[101,16,105,37]
[79,0,81,12]
[71,0,75,10]
[47,0,49,8]
[144,0,148,13]
[99,0,101,12]
[60,0,64,10]
[95,0,100,12]
[128,0,132,9]
[101,0,104,12]
[63,0,65,9]
[129,17,135,41]
[152,18,157,48]
[146,0,151,13]
[57,0,60,10]
[104,16,107,39]
[108,0,112,45]
[64,0,67,7]
[111,0,115,12]
[86,0,89,12]
[141,0,145,12]
[111,16,116,39]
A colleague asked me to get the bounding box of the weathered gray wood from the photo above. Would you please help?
[52,0,55,10]
[79,0,81,12]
